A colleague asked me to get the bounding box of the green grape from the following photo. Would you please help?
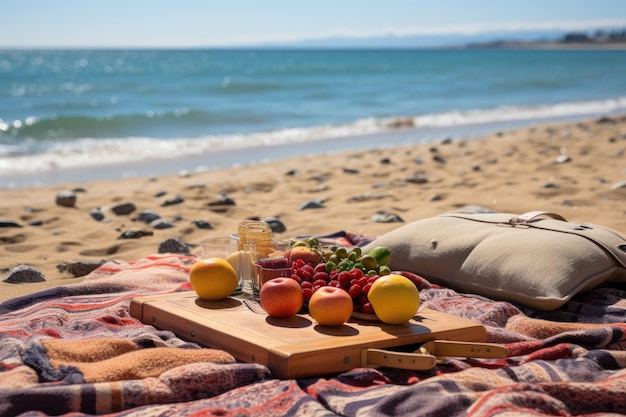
[335,247,349,259]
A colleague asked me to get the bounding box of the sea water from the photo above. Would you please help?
[1,48,625,187]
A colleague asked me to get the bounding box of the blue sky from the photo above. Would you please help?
[3,0,626,48]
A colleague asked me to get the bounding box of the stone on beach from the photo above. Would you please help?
[0,220,22,228]
[57,260,107,277]
[161,195,185,207]
[90,207,105,221]
[3,265,46,283]
[137,210,161,224]
[371,210,404,223]
[191,220,214,230]
[158,238,190,254]
[55,191,77,208]
[150,218,175,229]
[263,217,286,234]
[300,200,326,210]
[118,230,154,239]
[111,202,136,215]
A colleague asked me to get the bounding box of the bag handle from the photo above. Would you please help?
[510,211,567,224]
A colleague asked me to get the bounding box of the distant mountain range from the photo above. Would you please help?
[256,28,626,49]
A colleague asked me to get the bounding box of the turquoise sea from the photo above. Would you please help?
[2,48,626,187]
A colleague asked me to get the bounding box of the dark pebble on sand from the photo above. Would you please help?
[111,202,136,215]
[161,195,184,207]
[371,210,404,223]
[205,195,236,213]
[137,210,161,223]
[263,217,287,234]
[56,191,77,208]
[192,219,214,230]
[433,155,447,164]
[90,207,105,221]
[0,219,22,228]
[299,200,326,210]
[118,230,154,239]
[405,172,428,184]
[3,265,46,283]
[150,218,175,229]
[207,194,236,207]
[158,237,190,254]
[343,168,360,174]
[57,260,107,277]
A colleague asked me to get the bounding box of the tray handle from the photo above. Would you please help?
[363,348,437,371]
[363,341,508,371]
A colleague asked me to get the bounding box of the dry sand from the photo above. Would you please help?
[1,115,625,302]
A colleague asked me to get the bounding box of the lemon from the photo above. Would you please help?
[368,274,420,324]
[189,258,239,300]
[225,250,243,274]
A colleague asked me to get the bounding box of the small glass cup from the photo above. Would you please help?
[200,236,244,294]
[249,239,292,300]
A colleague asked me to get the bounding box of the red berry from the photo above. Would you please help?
[338,271,352,289]
[362,282,372,295]
[362,303,375,314]
[302,287,314,302]
[314,263,327,273]
[299,264,314,280]
[368,276,379,284]
[349,268,364,279]
[312,279,326,288]
[301,281,313,289]
[357,295,368,306]
[312,271,330,282]
[348,284,362,298]
[290,275,302,284]
[328,279,340,287]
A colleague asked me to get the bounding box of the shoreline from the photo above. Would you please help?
[3,111,623,190]
[2,114,626,302]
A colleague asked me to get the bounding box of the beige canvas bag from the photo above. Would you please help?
[362,211,626,310]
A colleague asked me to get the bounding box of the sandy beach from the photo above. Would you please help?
[1,114,625,302]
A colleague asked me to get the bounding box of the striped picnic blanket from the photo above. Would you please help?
[1,232,625,416]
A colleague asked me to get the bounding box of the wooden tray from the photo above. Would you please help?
[130,291,486,379]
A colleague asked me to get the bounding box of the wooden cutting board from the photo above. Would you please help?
[130,291,486,379]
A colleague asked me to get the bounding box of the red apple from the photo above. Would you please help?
[259,277,304,318]
[285,246,320,265]
[308,286,353,326]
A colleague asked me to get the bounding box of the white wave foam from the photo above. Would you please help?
[411,97,626,127]
[1,97,625,176]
